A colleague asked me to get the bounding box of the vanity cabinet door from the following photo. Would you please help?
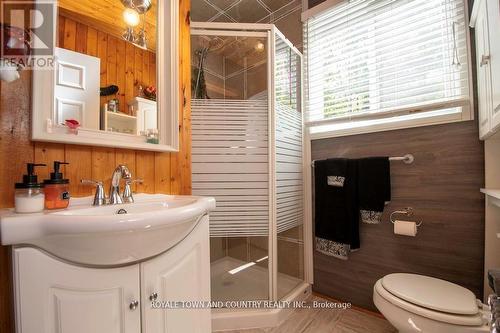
[141,216,211,333]
[13,247,141,333]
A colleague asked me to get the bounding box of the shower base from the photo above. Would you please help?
[211,257,311,331]
[211,256,302,301]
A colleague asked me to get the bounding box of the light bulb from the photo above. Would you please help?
[255,41,265,51]
[123,8,140,27]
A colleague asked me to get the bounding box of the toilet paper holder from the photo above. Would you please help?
[389,207,423,227]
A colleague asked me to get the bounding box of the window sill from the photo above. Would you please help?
[308,107,473,140]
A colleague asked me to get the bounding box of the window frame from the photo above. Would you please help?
[301,0,475,139]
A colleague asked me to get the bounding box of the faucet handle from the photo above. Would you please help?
[81,179,106,206]
[122,179,143,203]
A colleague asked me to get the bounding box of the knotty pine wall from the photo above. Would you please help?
[0,1,192,331]
[58,13,157,113]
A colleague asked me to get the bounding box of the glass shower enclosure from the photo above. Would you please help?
[191,23,306,305]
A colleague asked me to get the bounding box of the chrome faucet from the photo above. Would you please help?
[109,165,132,205]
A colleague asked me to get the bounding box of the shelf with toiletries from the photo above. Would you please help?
[100,97,159,144]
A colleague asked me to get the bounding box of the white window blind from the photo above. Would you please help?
[304,0,472,134]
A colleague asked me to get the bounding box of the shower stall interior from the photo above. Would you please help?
[190,22,309,308]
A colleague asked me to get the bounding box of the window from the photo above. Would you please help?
[303,0,472,138]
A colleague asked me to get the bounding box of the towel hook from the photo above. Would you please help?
[390,207,423,227]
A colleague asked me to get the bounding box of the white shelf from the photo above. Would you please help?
[481,188,500,201]
[107,111,136,120]
[481,188,500,211]
[481,189,500,239]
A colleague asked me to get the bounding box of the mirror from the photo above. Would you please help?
[31,0,179,152]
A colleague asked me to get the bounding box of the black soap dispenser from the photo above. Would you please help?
[14,163,46,213]
[43,161,70,210]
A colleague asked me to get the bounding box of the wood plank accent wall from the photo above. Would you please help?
[311,120,485,311]
[57,13,157,114]
[0,1,191,331]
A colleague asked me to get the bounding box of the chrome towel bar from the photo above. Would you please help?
[311,154,414,167]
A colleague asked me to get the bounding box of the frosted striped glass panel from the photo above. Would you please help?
[192,99,269,237]
[275,37,304,235]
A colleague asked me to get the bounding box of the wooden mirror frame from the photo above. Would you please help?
[31,0,179,152]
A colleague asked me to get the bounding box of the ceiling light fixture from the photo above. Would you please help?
[135,26,147,50]
[123,8,140,27]
[120,1,151,50]
[121,0,152,14]
[122,26,136,43]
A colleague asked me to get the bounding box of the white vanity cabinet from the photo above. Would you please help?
[471,0,500,139]
[141,218,211,333]
[13,247,141,333]
[12,216,211,333]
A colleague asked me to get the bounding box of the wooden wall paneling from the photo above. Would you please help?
[33,142,65,181]
[136,151,155,193]
[150,52,157,87]
[0,72,35,209]
[125,42,136,109]
[171,0,192,195]
[142,49,150,88]
[116,39,127,109]
[155,152,172,193]
[97,31,108,107]
[310,121,485,311]
[75,22,88,54]
[86,27,98,57]
[63,17,76,51]
[106,36,118,101]
[65,145,93,197]
[57,15,65,48]
[134,47,143,91]
[180,0,192,195]
[91,147,116,190]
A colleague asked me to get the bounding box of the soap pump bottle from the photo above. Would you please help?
[43,161,70,210]
[14,163,46,213]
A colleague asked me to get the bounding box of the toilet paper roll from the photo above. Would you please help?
[394,220,417,236]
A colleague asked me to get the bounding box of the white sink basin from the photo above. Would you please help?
[0,194,215,266]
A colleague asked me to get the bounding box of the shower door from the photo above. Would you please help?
[191,23,306,304]
[272,31,305,300]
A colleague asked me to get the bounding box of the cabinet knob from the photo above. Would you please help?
[480,54,491,67]
[129,300,139,310]
[149,292,158,301]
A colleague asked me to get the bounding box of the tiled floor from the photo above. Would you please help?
[218,295,397,333]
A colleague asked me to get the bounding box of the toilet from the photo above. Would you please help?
[373,273,490,332]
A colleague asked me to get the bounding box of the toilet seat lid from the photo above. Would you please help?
[381,273,478,315]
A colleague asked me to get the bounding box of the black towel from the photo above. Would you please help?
[357,157,391,221]
[314,158,359,250]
